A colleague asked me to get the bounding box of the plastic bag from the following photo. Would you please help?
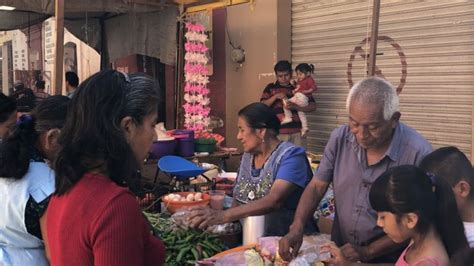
[172,209,241,235]
[206,222,241,235]
[171,210,193,229]
[289,246,330,265]
[257,236,281,259]
[288,234,331,266]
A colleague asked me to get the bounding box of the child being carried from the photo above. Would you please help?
[281,63,317,136]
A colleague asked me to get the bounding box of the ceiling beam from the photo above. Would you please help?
[184,0,250,13]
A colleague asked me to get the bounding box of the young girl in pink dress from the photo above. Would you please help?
[321,165,468,266]
[281,63,316,136]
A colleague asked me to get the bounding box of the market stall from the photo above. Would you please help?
[141,192,332,265]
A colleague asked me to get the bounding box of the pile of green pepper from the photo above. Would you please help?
[144,212,225,265]
[161,229,225,264]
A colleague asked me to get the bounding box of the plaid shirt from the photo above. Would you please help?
[260,82,315,134]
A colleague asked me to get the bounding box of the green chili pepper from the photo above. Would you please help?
[191,247,199,260]
[176,246,191,262]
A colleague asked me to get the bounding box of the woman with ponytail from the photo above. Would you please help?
[321,165,468,265]
[0,95,69,266]
[47,70,165,266]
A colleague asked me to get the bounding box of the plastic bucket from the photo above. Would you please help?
[149,139,177,159]
[195,143,216,153]
[177,138,195,157]
[174,129,194,140]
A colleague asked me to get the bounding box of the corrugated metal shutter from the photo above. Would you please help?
[292,0,474,158]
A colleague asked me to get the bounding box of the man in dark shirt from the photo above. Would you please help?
[65,71,79,98]
[261,60,316,148]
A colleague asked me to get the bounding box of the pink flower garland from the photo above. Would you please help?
[183,22,211,131]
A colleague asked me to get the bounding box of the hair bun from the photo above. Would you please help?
[16,114,34,129]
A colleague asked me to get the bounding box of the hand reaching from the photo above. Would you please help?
[278,229,304,262]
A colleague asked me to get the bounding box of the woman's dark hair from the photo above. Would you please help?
[0,92,17,123]
[369,165,468,257]
[295,63,315,75]
[54,70,160,196]
[0,95,70,179]
[274,60,292,73]
[420,146,474,199]
[238,102,280,137]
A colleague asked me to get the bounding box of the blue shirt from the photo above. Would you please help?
[274,146,313,209]
[315,122,432,246]
[234,141,315,235]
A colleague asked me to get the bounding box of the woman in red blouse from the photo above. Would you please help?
[46,70,165,266]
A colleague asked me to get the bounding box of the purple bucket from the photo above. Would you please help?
[177,139,195,157]
[149,139,177,159]
[172,129,194,157]
[173,129,194,140]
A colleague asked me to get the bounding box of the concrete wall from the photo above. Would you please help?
[43,18,100,95]
[225,0,291,148]
[0,31,13,93]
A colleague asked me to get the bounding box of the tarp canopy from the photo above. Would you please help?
[0,0,175,29]
[0,0,180,65]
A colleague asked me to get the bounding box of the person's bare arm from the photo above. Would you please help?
[341,236,406,262]
[189,180,298,229]
[231,198,239,208]
[322,241,395,266]
[298,88,314,94]
[261,92,286,106]
[279,178,329,261]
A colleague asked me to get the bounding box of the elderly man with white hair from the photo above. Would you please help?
[279,77,432,263]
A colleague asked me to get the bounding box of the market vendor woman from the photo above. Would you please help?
[189,102,317,236]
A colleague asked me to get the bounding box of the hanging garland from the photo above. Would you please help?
[183,22,211,131]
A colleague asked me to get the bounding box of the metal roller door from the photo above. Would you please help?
[292,0,474,158]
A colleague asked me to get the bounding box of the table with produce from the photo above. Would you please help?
[141,189,331,266]
[143,191,239,265]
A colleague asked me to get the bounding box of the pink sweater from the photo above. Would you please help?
[47,173,165,266]
[395,243,443,266]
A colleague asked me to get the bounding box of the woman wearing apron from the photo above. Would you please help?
[0,96,69,265]
[189,102,317,236]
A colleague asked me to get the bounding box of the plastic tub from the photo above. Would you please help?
[149,139,177,159]
[194,138,217,153]
[195,143,216,153]
[173,129,194,140]
[177,138,195,157]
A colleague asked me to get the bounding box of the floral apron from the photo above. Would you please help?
[234,141,317,236]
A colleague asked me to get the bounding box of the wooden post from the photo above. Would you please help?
[471,86,474,162]
[54,0,64,95]
[368,0,380,76]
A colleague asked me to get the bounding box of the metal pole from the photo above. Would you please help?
[368,0,380,76]
[54,0,64,95]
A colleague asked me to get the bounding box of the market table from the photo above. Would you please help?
[205,234,331,265]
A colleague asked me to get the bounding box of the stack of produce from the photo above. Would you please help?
[144,212,225,265]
